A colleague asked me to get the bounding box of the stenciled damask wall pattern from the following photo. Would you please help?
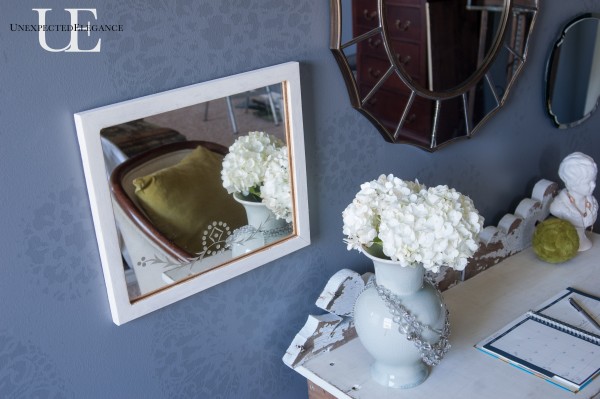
[316,108,384,205]
[0,331,73,398]
[102,0,314,97]
[2,1,600,398]
[21,181,100,301]
[151,251,323,398]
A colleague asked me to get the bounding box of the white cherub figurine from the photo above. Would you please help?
[549,152,598,251]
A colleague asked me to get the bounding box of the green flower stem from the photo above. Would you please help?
[246,186,262,202]
[365,240,391,260]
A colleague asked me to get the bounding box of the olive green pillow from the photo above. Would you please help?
[133,145,246,254]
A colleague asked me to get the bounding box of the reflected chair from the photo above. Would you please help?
[203,86,281,134]
[110,140,230,295]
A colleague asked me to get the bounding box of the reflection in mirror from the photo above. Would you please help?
[330,0,539,150]
[75,62,309,324]
[546,14,600,128]
[102,87,290,300]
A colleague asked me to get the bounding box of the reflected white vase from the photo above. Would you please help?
[354,250,446,389]
[231,193,288,257]
[233,193,287,231]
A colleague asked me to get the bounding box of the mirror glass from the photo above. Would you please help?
[546,14,600,128]
[331,0,539,150]
[102,85,289,300]
[75,62,310,324]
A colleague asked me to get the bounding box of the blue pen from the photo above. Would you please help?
[569,297,600,331]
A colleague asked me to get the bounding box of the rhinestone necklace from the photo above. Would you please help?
[370,276,451,366]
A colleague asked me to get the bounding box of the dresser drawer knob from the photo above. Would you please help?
[368,67,382,79]
[396,54,412,66]
[363,9,377,22]
[395,19,412,32]
[367,38,382,49]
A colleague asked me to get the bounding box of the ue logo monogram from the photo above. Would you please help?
[33,8,101,52]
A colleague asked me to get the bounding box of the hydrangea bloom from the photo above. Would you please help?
[342,174,484,272]
[261,147,292,222]
[221,131,283,197]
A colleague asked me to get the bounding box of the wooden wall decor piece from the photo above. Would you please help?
[463,179,558,280]
[428,267,463,292]
[283,269,371,368]
[307,380,336,399]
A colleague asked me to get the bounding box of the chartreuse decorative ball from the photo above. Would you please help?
[532,218,579,263]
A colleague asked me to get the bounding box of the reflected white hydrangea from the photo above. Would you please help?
[221,131,284,198]
[343,174,484,272]
[261,147,292,222]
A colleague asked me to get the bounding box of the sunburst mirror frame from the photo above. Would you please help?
[330,0,539,151]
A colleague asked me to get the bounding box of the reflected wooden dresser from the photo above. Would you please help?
[352,0,480,143]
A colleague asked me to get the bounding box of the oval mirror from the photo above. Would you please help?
[330,0,539,151]
[546,13,600,128]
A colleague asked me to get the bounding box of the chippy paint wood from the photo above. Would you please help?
[294,235,600,399]
[464,179,558,279]
[419,179,558,289]
[283,270,370,368]
[416,179,558,290]
[316,269,371,317]
[427,267,462,292]
[74,62,310,325]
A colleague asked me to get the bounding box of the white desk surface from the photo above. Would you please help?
[297,234,600,398]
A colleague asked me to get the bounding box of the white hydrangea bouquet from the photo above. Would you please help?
[260,147,293,222]
[343,174,484,272]
[221,131,292,222]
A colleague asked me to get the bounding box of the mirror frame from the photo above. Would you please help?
[330,0,539,151]
[546,13,600,129]
[74,62,310,325]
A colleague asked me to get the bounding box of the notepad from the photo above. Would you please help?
[475,287,600,393]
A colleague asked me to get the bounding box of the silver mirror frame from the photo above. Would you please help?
[74,62,310,325]
[546,13,600,129]
[330,0,539,151]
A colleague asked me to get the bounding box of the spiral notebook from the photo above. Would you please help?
[475,287,600,393]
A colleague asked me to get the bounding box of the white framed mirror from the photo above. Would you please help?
[74,62,309,325]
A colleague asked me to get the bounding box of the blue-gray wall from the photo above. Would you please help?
[2,2,600,398]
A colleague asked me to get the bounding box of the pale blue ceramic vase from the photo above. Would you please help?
[354,250,446,389]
